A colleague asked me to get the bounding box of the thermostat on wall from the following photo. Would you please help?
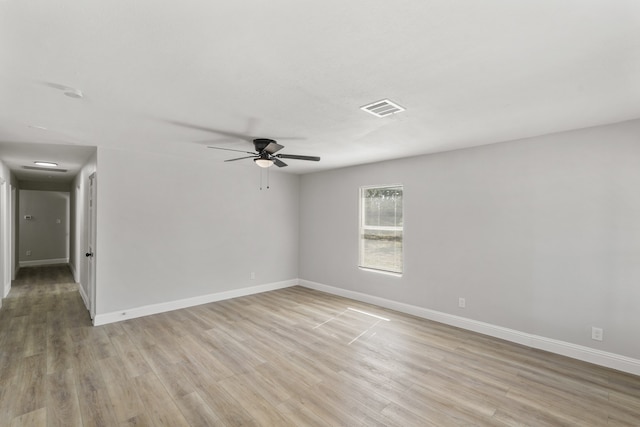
[24,215,33,220]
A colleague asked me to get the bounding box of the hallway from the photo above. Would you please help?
[0,265,90,426]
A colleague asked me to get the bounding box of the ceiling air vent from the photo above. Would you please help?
[360,99,405,117]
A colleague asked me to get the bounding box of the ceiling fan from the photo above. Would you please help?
[208,138,320,168]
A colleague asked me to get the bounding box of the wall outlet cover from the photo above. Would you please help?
[592,327,603,341]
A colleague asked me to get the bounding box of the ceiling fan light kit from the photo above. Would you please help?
[254,156,274,168]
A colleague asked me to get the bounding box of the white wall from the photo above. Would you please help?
[300,119,640,362]
[18,190,69,266]
[94,147,300,316]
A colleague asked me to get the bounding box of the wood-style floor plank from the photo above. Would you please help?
[45,368,83,427]
[97,356,145,423]
[133,372,190,427]
[1,265,640,426]
[10,407,46,427]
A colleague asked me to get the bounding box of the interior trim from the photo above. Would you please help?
[93,279,297,326]
[19,258,69,267]
[299,279,640,376]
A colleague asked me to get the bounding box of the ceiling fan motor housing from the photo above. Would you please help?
[253,138,276,153]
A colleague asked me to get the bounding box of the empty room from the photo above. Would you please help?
[0,1,639,426]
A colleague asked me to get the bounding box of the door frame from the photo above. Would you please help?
[88,172,97,319]
[0,178,10,298]
[11,186,16,281]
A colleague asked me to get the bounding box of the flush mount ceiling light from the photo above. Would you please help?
[34,161,58,167]
[360,99,405,117]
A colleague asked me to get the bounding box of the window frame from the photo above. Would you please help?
[358,184,404,276]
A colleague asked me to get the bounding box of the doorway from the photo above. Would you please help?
[87,172,97,319]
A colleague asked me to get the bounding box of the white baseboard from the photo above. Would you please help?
[19,258,69,267]
[69,262,78,283]
[299,279,640,377]
[93,279,298,326]
[78,282,90,313]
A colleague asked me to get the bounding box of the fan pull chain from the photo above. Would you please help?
[259,168,270,190]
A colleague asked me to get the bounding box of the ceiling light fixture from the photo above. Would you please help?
[34,161,58,167]
[254,158,274,168]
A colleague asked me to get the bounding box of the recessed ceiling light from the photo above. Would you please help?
[360,99,405,117]
[34,161,58,167]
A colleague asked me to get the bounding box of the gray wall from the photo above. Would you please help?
[94,147,300,314]
[18,190,70,265]
[299,119,640,359]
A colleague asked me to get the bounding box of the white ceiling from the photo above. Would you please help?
[1,0,639,179]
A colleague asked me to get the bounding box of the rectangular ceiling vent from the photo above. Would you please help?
[23,166,68,173]
[360,99,405,117]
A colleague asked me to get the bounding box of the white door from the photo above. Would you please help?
[87,173,97,319]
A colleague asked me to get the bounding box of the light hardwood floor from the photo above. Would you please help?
[1,266,639,426]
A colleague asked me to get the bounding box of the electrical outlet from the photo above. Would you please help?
[458,297,466,308]
[250,272,256,280]
[591,327,603,341]
[26,250,31,256]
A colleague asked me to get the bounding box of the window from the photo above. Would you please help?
[359,185,403,274]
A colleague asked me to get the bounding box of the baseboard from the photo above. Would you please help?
[299,279,640,377]
[69,262,78,283]
[93,279,298,326]
[78,282,90,313]
[19,258,69,267]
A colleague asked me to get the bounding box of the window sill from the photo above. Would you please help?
[358,266,403,277]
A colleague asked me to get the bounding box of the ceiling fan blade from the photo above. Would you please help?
[273,158,288,168]
[264,142,284,154]
[167,120,255,142]
[224,155,256,162]
[208,146,256,155]
[276,154,320,161]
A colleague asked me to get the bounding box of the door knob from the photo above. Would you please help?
[85,252,94,258]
